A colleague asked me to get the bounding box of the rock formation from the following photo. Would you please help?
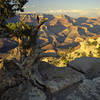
[0,57,100,100]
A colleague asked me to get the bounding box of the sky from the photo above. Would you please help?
[24,0,100,17]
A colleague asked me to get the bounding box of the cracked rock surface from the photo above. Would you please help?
[0,57,100,100]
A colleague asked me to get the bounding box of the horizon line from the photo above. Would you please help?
[17,12,100,18]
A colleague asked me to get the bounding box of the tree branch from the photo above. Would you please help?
[31,18,48,37]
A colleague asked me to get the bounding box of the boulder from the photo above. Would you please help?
[68,57,100,78]
[66,77,100,100]
[1,81,46,100]
[38,61,85,93]
[52,77,100,100]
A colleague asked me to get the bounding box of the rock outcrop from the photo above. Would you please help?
[0,38,18,55]
[68,57,100,78]
[0,57,100,100]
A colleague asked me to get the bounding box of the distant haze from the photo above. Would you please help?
[24,0,100,17]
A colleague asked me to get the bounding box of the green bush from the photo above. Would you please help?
[6,22,34,38]
[81,52,86,57]
[91,41,97,46]
[87,41,97,46]
[97,46,100,56]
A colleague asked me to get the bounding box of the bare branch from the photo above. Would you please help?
[35,18,48,32]
[31,18,48,37]
[12,58,23,70]
[22,57,28,66]
[30,63,45,86]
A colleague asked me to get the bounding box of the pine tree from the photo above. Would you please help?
[0,0,28,27]
[0,0,60,90]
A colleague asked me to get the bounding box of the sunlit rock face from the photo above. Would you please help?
[8,14,100,46]
[6,13,100,67]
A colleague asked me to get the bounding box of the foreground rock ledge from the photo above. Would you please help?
[0,57,100,100]
[38,62,85,93]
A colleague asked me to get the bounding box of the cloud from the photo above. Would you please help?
[46,8,100,17]
[24,4,35,9]
[24,3,36,13]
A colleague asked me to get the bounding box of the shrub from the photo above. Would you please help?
[81,52,86,57]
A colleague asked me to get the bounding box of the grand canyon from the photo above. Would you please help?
[9,13,100,48]
[6,13,100,66]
